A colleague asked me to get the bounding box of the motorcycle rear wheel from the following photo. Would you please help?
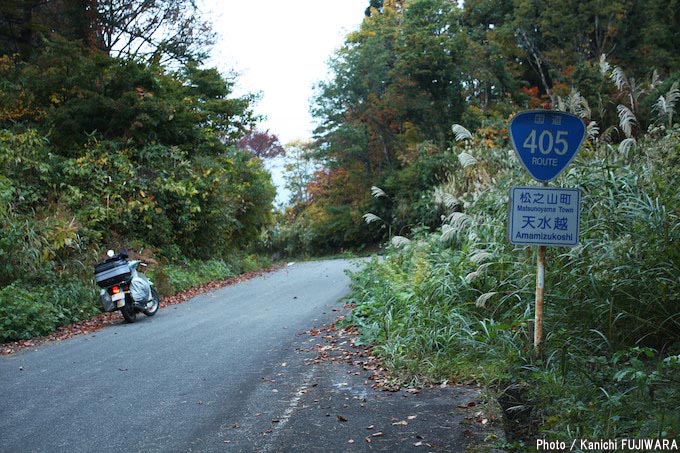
[143,287,160,316]
[121,301,137,323]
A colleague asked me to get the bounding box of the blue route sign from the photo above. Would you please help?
[509,110,586,182]
[508,186,580,247]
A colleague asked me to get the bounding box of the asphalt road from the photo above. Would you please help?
[0,260,361,452]
[0,258,502,452]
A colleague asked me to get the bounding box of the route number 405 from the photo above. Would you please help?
[523,129,569,155]
[509,110,586,182]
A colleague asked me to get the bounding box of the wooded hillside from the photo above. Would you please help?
[271,0,680,254]
[0,0,275,341]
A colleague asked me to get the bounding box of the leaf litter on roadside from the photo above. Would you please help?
[0,265,282,355]
[298,317,502,442]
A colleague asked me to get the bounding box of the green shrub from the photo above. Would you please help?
[156,259,234,293]
[0,280,98,343]
[345,125,680,441]
[52,280,100,325]
[151,254,273,295]
[262,210,320,258]
[0,284,60,342]
[239,254,271,274]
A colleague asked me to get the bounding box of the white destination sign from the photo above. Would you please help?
[508,186,580,247]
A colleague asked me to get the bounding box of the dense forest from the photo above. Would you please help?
[2,0,679,445]
[271,0,680,254]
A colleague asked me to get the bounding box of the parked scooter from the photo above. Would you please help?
[94,250,160,323]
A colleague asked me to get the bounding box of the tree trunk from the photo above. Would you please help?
[516,28,555,107]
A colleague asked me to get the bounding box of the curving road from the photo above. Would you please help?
[0,259,362,452]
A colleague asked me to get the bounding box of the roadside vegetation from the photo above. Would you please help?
[344,121,680,445]
[270,0,680,258]
[2,0,680,445]
[278,0,679,447]
[0,2,276,343]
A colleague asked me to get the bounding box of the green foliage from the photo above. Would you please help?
[292,0,680,257]
[345,121,680,441]
[261,209,320,258]
[0,285,60,342]
[156,260,235,294]
[0,39,274,259]
[378,146,458,234]
[0,34,275,342]
[152,254,273,295]
[0,280,98,343]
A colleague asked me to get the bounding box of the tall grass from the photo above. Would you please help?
[345,124,680,443]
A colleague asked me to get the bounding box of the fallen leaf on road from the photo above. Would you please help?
[458,401,476,408]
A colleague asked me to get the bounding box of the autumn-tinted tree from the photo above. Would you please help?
[313,0,403,174]
[304,1,402,248]
[238,129,286,159]
[282,0,680,255]
[294,0,476,250]
[499,0,633,103]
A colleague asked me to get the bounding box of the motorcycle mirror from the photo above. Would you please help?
[107,250,115,258]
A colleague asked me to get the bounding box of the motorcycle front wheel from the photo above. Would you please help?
[121,300,137,323]
[143,287,160,316]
